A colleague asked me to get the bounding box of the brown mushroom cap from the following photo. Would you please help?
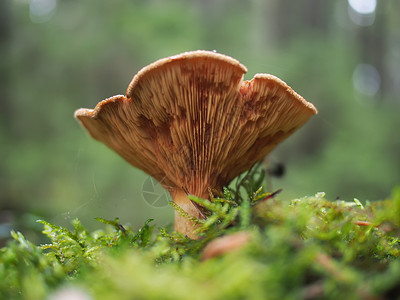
[75,50,316,198]
[75,50,317,237]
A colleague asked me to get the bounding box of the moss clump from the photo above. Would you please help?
[1,186,400,299]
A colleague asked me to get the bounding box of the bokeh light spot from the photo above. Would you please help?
[353,63,381,97]
[29,0,57,23]
[348,0,376,26]
[348,0,377,15]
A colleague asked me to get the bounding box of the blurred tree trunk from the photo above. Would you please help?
[357,2,389,97]
[271,0,334,45]
[0,0,12,128]
[0,0,12,208]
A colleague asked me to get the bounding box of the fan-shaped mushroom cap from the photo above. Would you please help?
[75,50,317,237]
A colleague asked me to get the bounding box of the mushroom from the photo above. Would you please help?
[75,50,317,239]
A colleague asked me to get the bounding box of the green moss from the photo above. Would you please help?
[1,185,400,299]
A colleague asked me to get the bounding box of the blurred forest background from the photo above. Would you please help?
[1,0,399,242]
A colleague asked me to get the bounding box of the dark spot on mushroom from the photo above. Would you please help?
[269,95,279,103]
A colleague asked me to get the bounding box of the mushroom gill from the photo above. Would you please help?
[75,50,317,238]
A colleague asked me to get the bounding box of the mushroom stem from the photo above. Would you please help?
[172,189,205,239]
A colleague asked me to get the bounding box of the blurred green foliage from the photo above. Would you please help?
[0,0,399,242]
[1,184,400,299]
